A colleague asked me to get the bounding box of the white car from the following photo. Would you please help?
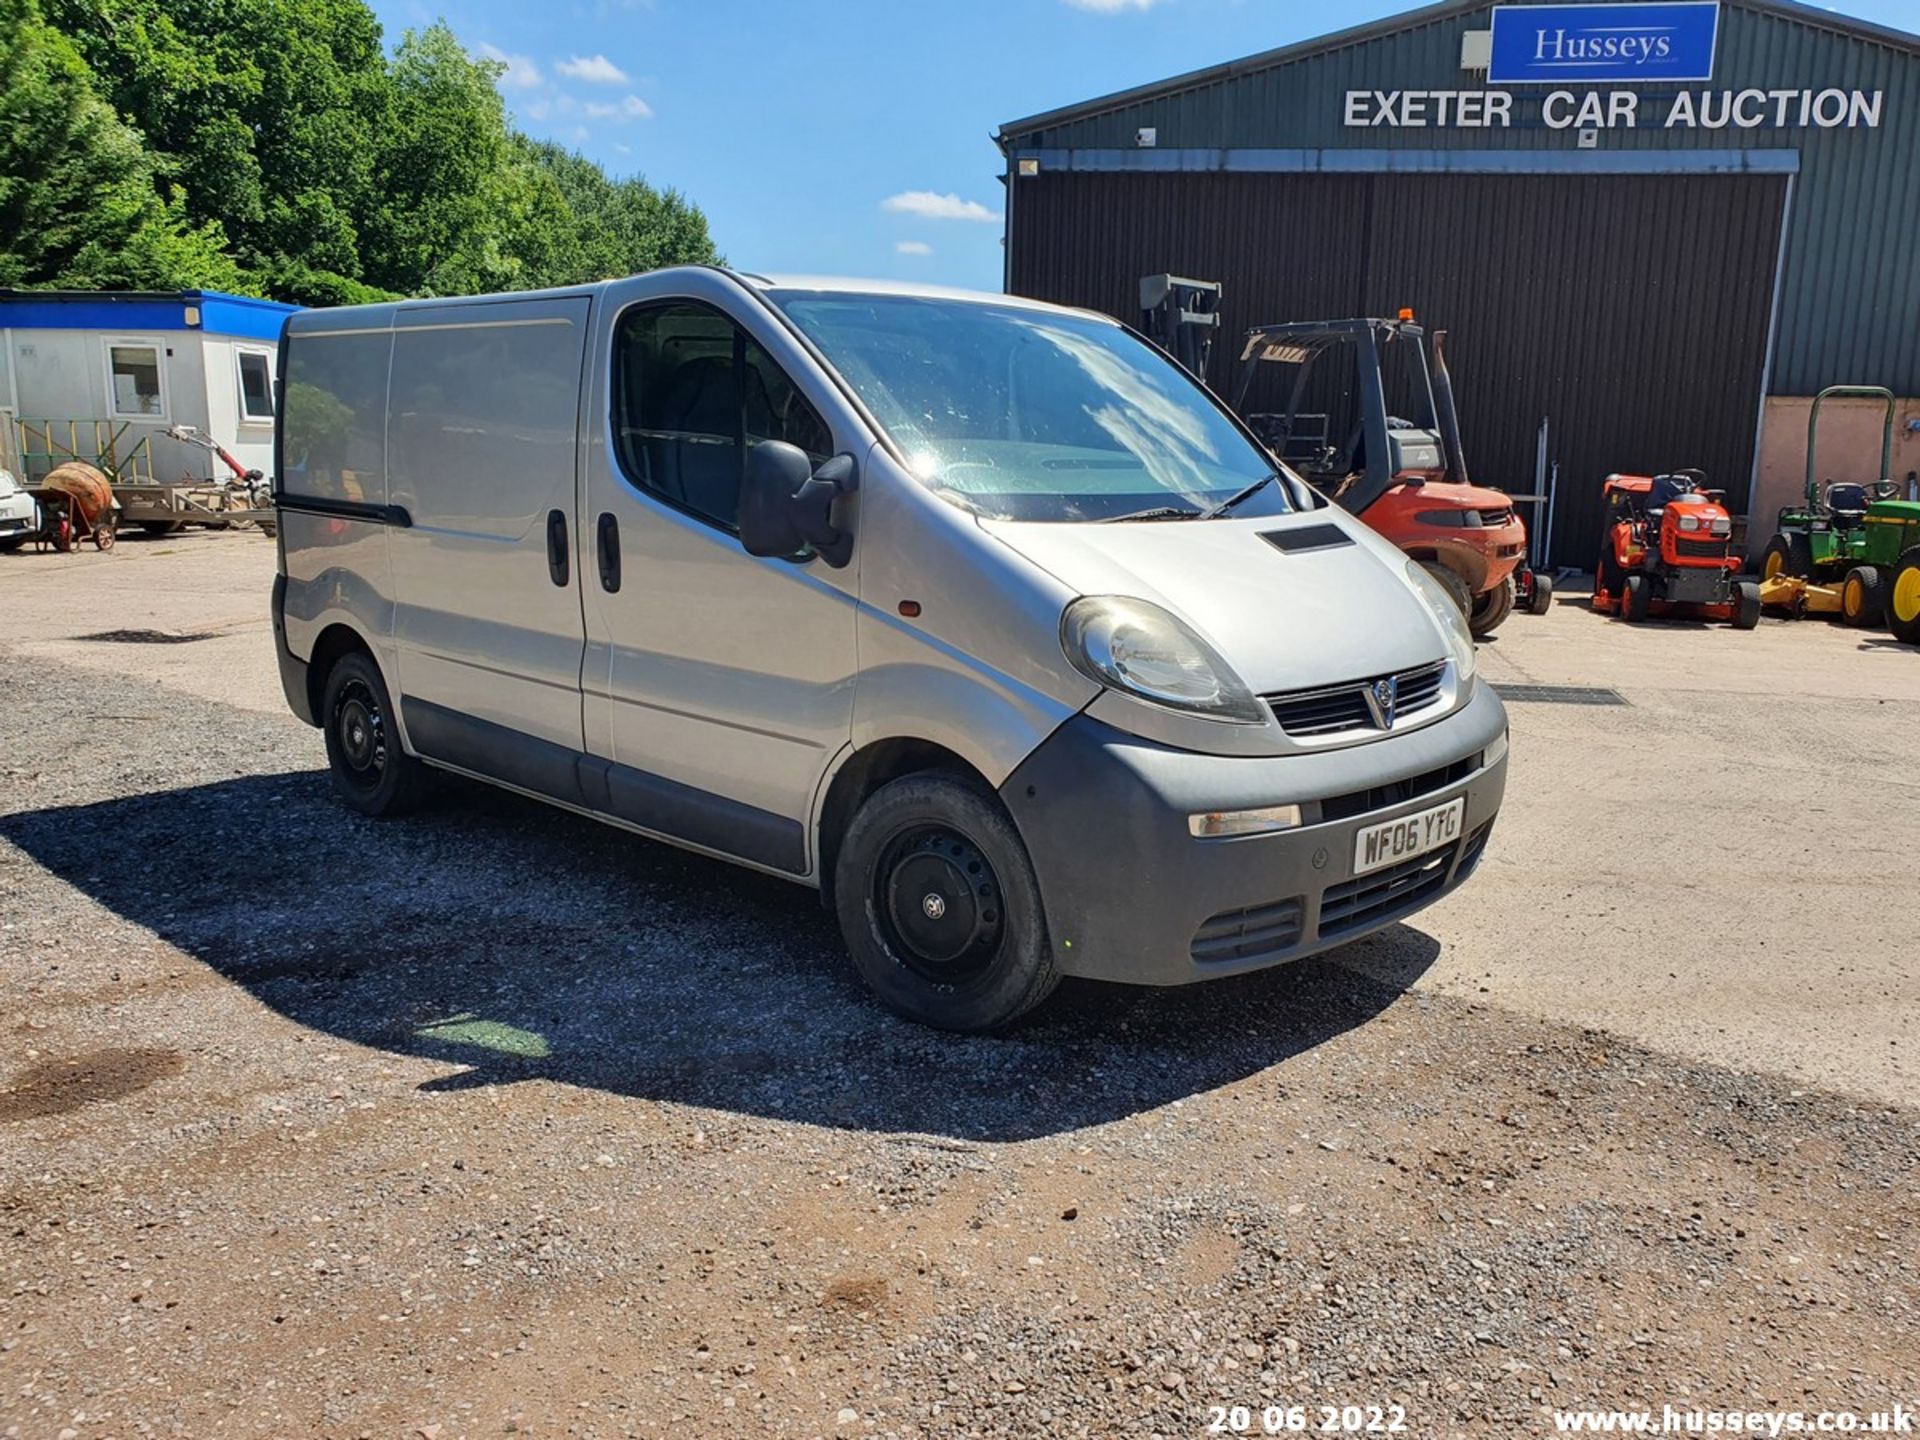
[0,469,39,552]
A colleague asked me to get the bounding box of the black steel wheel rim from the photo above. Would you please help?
[332,679,387,789]
[875,824,1004,985]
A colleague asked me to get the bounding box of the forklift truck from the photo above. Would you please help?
[1227,313,1541,636]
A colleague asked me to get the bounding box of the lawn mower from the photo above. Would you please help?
[1591,471,1759,628]
[1756,386,1920,636]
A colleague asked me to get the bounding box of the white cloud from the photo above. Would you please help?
[882,190,1002,223]
[477,42,542,89]
[556,53,631,84]
[583,93,654,120]
[895,240,934,256]
[1063,0,1165,10]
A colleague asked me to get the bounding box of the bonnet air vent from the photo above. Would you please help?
[1260,523,1353,555]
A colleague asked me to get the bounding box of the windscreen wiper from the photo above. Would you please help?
[1097,505,1205,523]
[1197,473,1279,521]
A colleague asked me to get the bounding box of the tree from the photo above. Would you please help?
[516,136,721,284]
[44,0,392,303]
[8,0,724,301]
[0,0,244,292]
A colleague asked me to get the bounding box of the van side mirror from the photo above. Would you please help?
[739,441,856,567]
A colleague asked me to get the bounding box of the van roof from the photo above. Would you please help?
[744,273,1104,317]
[282,267,1116,329]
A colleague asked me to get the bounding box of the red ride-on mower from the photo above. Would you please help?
[1591,470,1760,629]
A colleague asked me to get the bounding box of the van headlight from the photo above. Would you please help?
[1405,561,1477,683]
[1061,596,1266,723]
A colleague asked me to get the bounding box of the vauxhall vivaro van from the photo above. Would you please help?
[271,269,1507,1031]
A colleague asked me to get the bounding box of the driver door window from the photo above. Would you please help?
[612,301,832,533]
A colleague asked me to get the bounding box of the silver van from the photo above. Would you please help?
[271,269,1507,1031]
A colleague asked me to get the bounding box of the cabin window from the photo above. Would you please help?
[237,350,275,421]
[106,342,165,418]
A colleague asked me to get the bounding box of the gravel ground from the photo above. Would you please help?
[1,554,1917,1438]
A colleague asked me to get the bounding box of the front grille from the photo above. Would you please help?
[1191,895,1306,964]
[1267,661,1448,739]
[1673,537,1728,561]
[1480,506,1514,528]
[1319,754,1479,824]
[1319,843,1457,937]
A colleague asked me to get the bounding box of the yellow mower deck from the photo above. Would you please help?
[1757,573,1845,616]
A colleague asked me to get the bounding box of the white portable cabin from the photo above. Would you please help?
[0,289,301,484]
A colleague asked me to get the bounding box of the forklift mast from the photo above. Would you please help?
[1232,317,1445,516]
[1138,275,1222,381]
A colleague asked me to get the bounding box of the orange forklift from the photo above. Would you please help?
[1589,470,1760,628]
[1228,313,1542,637]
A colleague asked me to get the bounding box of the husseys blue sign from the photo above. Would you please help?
[1488,2,1721,84]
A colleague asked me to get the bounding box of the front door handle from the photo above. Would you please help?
[597,512,621,593]
[546,509,569,587]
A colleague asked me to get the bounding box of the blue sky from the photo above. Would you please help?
[366,0,1920,292]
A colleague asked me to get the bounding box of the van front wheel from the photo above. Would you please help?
[834,773,1059,1032]
[321,650,428,817]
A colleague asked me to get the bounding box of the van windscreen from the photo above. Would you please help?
[769,293,1293,523]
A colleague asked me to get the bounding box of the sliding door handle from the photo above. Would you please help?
[546,509,569,587]
[596,512,621,592]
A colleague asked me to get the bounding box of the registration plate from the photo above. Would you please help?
[1352,798,1465,877]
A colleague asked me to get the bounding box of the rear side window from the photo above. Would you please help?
[282,330,392,501]
[612,301,832,532]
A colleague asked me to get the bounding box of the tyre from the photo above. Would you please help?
[320,650,429,817]
[1760,532,1812,581]
[833,772,1059,1032]
[1888,547,1920,646]
[1419,561,1472,616]
[93,514,116,551]
[0,536,24,554]
[1622,573,1653,622]
[1731,580,1762,631]
[139,520,186,537]
[1468,575,1516,638]
[1526,572,1554,615]
[51,514,73,553]
[1840,566,1884,628]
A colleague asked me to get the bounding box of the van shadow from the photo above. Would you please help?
[0,772,1441,1143]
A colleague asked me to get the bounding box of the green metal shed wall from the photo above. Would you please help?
[1001,2,1920,396]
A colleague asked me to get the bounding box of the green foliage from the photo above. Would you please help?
[5,0,721,302]
[0,0,248,291]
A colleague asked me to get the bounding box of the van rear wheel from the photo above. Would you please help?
[834,773,1059,1032]
[321,650,428,817]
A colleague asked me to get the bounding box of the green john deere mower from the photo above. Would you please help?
[1757,385,1920,641]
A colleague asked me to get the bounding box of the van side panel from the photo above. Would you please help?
[277,317,399,675]
[387,297,592,756]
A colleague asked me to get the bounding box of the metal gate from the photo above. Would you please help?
[1008,168,1788,566]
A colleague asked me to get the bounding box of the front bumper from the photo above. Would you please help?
[1001,679,1509,985]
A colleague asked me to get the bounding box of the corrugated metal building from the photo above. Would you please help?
[996,0,1920,565]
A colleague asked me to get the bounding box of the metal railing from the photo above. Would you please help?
[13,418,158,484]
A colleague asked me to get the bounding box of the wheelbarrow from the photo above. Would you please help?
[30,462,119,552]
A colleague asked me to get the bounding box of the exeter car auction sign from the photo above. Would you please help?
[1487,1,1720,84]
[1341,86,1883,129]
[1345,0,1882,133]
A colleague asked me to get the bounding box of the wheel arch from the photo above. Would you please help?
[306,623,388,729]
[814,737,998,907]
